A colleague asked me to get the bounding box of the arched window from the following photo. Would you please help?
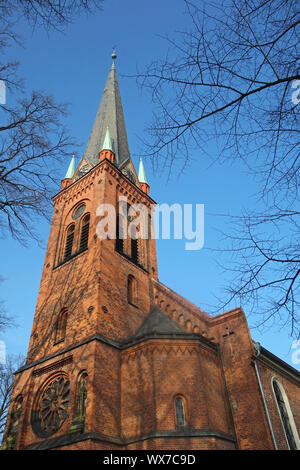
[175,396,185,427]
[127,275,137,306]
[272,378,299,449]
[76,372,88,418]
[79,214,90,252]
[55,308,68,344]
[64,224,75,261]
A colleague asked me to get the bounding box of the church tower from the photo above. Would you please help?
[3,54,300,451]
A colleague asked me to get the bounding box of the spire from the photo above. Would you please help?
[83,54,130,169]
[61,154,75,190]
[65,154,75,179]
[138,157,148,184]
[99,126,115,163]
[138,157,150,195]
[101,127,112,151]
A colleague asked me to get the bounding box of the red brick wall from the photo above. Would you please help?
[257,360,300,450]
[3,158,299,451]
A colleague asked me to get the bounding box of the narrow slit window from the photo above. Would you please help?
[55,308,68,344]
[127,275,137,306]
[175,397,185,427]
[79,214,90,252]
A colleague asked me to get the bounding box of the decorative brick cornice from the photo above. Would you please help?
[32,356,73,377]
[153,280,210,322]
[209,308,244,326]
[52,159,156,208]
[121,339,218,364]
[16,332,218,375]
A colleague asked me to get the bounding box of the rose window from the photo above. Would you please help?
[32,376,70,438]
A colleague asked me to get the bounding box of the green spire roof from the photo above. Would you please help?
[101,127,113,151]
[65,154,75,179]
[138,157,148,184]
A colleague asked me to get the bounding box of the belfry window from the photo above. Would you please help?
[272,379,299,449]
[55,308,68,344]
[79,214,90,252]
[64,224,75,261]
[175,397,185,427]
[116,213,124,253]
[131,238,139,264]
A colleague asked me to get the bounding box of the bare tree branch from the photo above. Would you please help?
[135,0,299,199]
[136,0,300,336]
[0,355,25,440]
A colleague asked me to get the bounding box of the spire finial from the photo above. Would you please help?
[138,157,148,184]
[65,154,75,179]
[111,47,117,63]
[101,126,112,151]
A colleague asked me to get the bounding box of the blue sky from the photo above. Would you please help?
[0,0,298,368]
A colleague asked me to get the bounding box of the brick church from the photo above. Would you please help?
[2,54,300,451]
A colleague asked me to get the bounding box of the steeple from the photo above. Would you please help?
[83,53,130,169]
[101,126,113,151]
[60,154,75,190]
[65,154,75,179]
[99,126,115,163]
[138,157,147,184]
[138,157,150,195]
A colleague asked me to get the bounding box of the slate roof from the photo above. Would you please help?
[83,62,131,169]
[133,305,188,339]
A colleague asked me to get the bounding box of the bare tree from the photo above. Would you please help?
[2,1,103,31]
[0,355,25,443]
[137,0,299,194]
[0,2,102,443]
[0,91,74,243]
[0,1,103,243]
[0,277,14,333]
[136,0,300,336]
[214,207,300,335]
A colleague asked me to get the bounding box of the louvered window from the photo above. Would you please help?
[116,214,124,253]
[64,225,75,260]
[79,214,90,252]
[131,238,139,264]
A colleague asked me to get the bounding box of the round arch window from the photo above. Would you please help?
[72,204,86,220]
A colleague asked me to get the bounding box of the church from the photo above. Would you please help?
[2,54,300,451]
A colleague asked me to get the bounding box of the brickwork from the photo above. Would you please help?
[256,359,300,449]
[2,62,299,451]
